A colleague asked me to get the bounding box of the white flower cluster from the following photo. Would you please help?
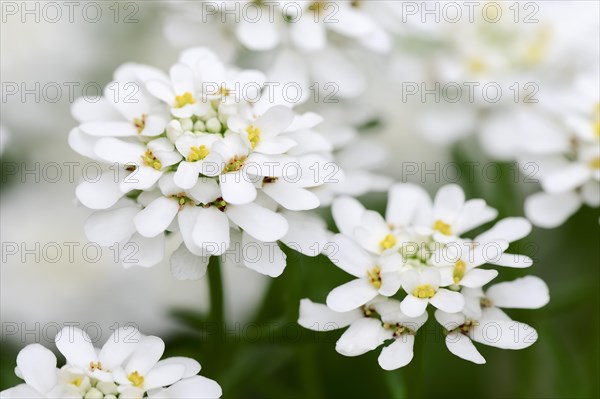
[69,48,336,278]
[522,75,600,227]
[0,327,221,399]
[299,184,549,369]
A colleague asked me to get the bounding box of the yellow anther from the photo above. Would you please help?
[453,260,466,285]
[174,92,196,108]
[588,157,600,170]
[188,145,209,162]
[127,371,144,388]
[219,86,231,97]
[367,266,382,289]
[246,125,261,149]
[480,297,493,308]
[224,156,246,173]
[141,150,162,170]
[133,114,146,134]
[89,361,103,371]
[467,58,486,74]
[379,234,396,251]
[433,220,452,236]
[413,284,436,299]
[71,377,83,387]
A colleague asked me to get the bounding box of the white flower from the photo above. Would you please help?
[55,326,141,383]
[298,297,427,370]
[399,268,464,317]
[325,234,404,312]
[1,327,222,399]
[462,276,550,321]
[435,309,539,365]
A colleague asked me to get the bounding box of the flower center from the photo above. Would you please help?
[224,155,246,173]
[206,197,227,212]
[127,371,144,388]
[174,92,196,108]
[133,114,146,134]
[219,86,231,97]
[379,234,396,251]
[246,125,261,149]
[366,266,382,289]
[141,150,162,170]
[89,361,103,371]
[71,377,83,387]
[458,320,479,334]
[413,284,436,299]
[433,220,452,236]
[188,145,209,162]
[383,322,414,337]
[452,260,466,284]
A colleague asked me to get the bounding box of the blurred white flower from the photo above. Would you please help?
[0,326,221,399]
[522,74,600,227]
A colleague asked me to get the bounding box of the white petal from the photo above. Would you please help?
[290,17,326,52]
[335,318,388,357]
[433,184,465,224]
[152,375,222,399]
[126,336,165,376]
[476,217,532,244]
[85,206,137,246]
[242,232,287,277]
[490,253,534,268]
[192,207,230,255]
[325,234,373,278]
[486,276,549,309]
[331,196,365,236]
[326,279,379,312]
[155,357,200,379]
[174,162,201,190]
[170,243,209,281]
[434,310,465,330]
[298,299,363,331]
[460,269,498,288]
[123,233,165,268]
[178,206,204,256]
[525,191,581,228]
[144,363,186,391]
[99,327,142,370]
[378,336,415,370]
[76,172,125,210]
[430,289,465,314]
[79,121,137,137]
[226,203,288,242]
[386,183,432,228]
[94,137,145,165]
[219,171,257,205]
[55,327,97,369]
[187,178,221,204]
[400,295,429,318]
[236,17,279,51]
[262,181,319,211]
[445,332,486,364]
[541,163,591,194]
[15,344,57,394]
[471,321,538,349]
[280,211,328,257]
[134,197,179,238]
[68,127,99,159]
[256,105,295,137]
[379,271,403,297]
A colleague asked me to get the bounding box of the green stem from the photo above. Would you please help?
[208,255,224,326]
